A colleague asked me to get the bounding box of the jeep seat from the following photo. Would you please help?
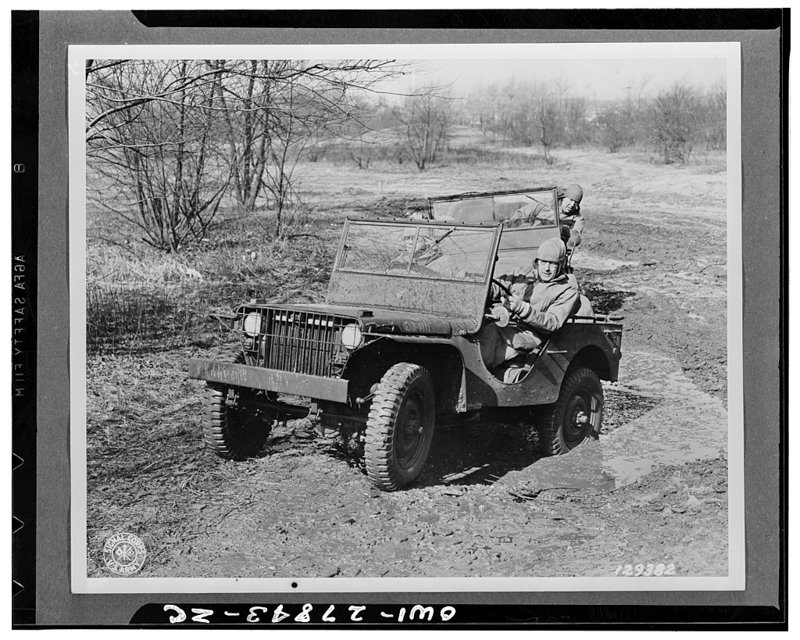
[576,294,594,317]
[491,338,550,383]
[496,358,530,384]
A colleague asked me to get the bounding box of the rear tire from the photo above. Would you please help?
[538,367,603,456]
[365,363,435,491]
[203,348,272,460]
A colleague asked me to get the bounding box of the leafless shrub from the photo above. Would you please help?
[86,218,336,354]
[596,107,628,153]
[394,88,455,171]
[86,60,231,251]
[86,58,411,246]
[649,82,702,164]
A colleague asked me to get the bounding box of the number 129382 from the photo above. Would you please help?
[615,563,676,577]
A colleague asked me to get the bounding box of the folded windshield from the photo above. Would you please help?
[337,221,496,283]
[430,189,559,229]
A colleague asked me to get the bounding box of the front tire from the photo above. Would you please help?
[203,348,272,460]
[538,367,603,456]
[365,363,435,491]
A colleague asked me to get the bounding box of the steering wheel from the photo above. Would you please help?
[485,278,515,326]
[491,278,512,296]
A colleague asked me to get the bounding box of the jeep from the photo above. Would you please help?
[188,188,623,491]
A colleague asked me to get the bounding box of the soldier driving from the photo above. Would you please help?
[479,237,580,369]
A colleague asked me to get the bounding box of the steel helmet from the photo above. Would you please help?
[536,237,568,263]
[562,183,583,204]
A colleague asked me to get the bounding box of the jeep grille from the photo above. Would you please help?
[242,308,353,377]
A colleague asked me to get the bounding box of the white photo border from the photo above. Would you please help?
[69,41,744,594]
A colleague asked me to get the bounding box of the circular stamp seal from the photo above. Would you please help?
[103,532,146,576]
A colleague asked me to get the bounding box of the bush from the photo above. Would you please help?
[650,82,701,165]
[86,281,239,354]
[86,216,337,354]
[444,146,549,168]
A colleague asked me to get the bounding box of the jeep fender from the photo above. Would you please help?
[342,336,466,414]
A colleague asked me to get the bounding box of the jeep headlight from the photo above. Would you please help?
[340,323,363,350]
[242,312,263,336]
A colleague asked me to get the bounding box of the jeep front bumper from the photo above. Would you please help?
[187,358,349,403]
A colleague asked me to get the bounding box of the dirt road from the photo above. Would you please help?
[85,149,732,581]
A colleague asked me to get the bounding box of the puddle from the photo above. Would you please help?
[601,399,727,486]
[602,349,727,486]
[496,347,727,492]
[498,439,616,494]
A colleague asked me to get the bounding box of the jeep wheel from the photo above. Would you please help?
[203,349,271,460]
[365,363,435,491]
[538,366,603,456]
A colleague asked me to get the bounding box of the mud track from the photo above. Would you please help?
[86,149,731,581]
[86,263,729,581]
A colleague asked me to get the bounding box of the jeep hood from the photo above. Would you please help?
[239,302,479,336]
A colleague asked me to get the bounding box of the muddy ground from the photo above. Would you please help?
[85,148,731,581]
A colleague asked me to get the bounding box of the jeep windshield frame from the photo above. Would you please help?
[427,187,559,227]
[326,218,502,328]
[426,187,563,273]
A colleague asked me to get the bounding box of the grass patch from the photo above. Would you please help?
[86,214,338,355]
[442,145,552,169]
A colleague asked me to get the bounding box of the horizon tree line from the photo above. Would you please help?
[85,58,726,251]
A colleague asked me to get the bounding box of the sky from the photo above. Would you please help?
[384,56,727,103]
[70,40,732,106]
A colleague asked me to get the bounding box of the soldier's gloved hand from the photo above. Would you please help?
[503,295,526,315]
[567,231,581,251]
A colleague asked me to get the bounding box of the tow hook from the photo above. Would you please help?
[225,388,239,409]
[308,402,326,437]
[308,401,322,421]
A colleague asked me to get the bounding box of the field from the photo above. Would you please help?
[84,144,731,581]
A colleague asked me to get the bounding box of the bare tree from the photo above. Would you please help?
[536,92,563,164]
[86,58,410,246]
[341,97,385,170]
[508,83,538,147]
[206,59,408,232]
[86,60,230,251]
[561,96,590,147]
[650,81,701,164]
[395,88,454,170]
[704,80,727,151]
[467,80,567,161]
[596,106,627,153]
[86,59,224,150]
[466,85,501,144]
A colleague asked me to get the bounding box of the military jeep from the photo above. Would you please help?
[188,189,623,491]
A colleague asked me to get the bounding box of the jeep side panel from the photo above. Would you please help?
[453,320,622,410]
